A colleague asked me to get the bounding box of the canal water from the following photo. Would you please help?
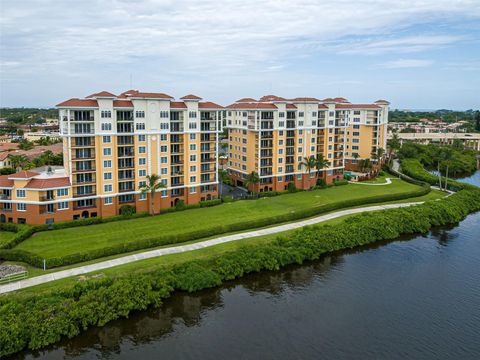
[15,173,480,360]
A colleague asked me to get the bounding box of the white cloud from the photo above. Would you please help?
[0,0,479,106]
[380,59,434,68]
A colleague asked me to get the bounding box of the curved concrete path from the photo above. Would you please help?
[349,177,393,186]
[0,201,425,295]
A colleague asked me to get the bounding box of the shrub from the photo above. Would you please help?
[119,205,136,216]
[175,200,186,210]
[333,179,349,186]
[287,182,297,192]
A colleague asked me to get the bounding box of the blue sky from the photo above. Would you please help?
[1,0,479,109]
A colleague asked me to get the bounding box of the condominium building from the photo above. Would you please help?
[226,96,388,192]
[0,90,222,224]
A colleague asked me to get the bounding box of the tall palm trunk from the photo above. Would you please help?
[437,161,442,190]
[150,191,155,215]
[444,166,449,191]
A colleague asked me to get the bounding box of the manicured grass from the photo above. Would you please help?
[0,231,15,248]
[4,188,446,282]
[13,179,422,259]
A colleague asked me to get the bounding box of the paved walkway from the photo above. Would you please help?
[0,201,425,295]
[349,178,393,186]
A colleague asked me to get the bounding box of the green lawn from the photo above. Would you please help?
[0,230,15,248]
[15,179,423,260]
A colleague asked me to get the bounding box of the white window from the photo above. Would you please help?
[103,148,111,156]
[160,111,169,118]
[190,155,196,161]
[56,188,69,197]
[139,158,146,165]
[161,145,168,152]
[189,111,197,118]
[16,189,26,198]
[139,146,146,154]
[190,176,196,183]
[135,110,145,118]
[104,197,113,205]
[139,169,146,177]
[160,122,169,130]
[16,203,26,211]
[190,133,196,140]
[160,134,167,141]
[104,172,112,180]
[299,112,304,117]
[104,184,113,192]
[103,160,112,168]
[190,144,196,151]
[161,168,168,175]
[101,110,112,118]
[161,156,168,164]
[139,192,147,200]
[139,180,146,188]
[190,165,197,172]
[189,186,196,194]
[138,134,146,142]
[189,122,197,129]
[278,167,283,173]
[136,123,145,130]
[161,189,168,197]
[57,201,69,210]
[103,135,111,143]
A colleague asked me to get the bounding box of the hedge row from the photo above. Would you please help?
[0,185,431,268]
[1,186,479,357]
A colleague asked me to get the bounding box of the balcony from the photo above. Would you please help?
[0,194,11,200]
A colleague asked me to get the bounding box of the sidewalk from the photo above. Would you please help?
[0,201,424,295]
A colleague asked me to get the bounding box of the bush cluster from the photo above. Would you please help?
[0,186,430,268]
[1,185,479,357]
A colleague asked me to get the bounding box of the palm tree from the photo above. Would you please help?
[244,171,260,197]
[352,152,360,163]
[8,154,28,171]
[376,148,385,162]
[315,154,331,179]
[441,148,454,191]
[361,158,372,173]
[387,133,400,158]
[300,156,316,179]
[139,174,166,215]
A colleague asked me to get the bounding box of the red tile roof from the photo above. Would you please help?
[258,95,287,102]
[0,143,19,152]
[56,99,98,107]
[290,97,320,102]
[25,177,70,189]
[0,175,13,188]
[129,92,174,99]
[170,101,187,109]
[227,103,278,109]
[180,94,202,100]
[318,104,328,109]
[236,98,257,103]
[336,104,381,109]
[86,91,116,98]
[8,170,39,179]
[113,100,133,108]
[198,102,223,109]
[286,104,297,109]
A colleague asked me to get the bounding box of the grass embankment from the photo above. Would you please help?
[1,182,479,357]
[1,188,446,280]
[2,178,428,268]
[0,231,15,248]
